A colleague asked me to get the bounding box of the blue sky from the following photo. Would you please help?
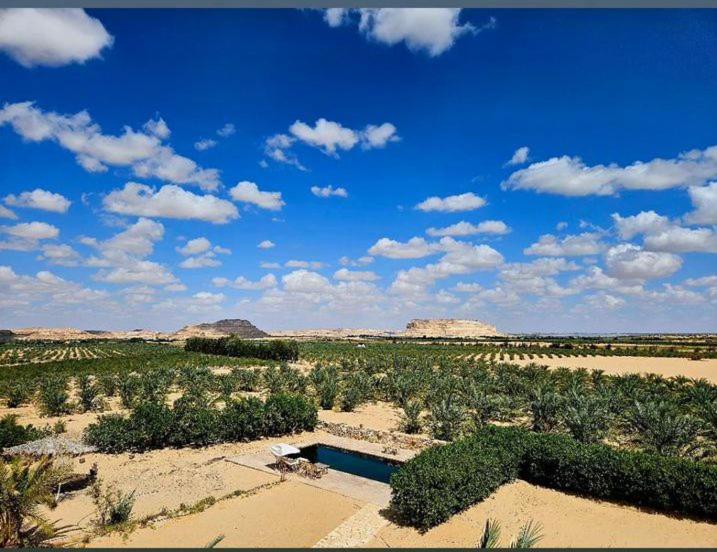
[0,8,716,333]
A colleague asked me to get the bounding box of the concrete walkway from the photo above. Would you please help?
[313,503,388,548]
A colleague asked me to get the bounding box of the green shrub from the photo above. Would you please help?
[169,395,220,447]
[91,481,135,527]
[84,414,136,453]
[0,414,46,448]
[185,337,299,361]
[4,382,31,408]
[220,397,265,441]
[264,393,317,435]
[98,374,119,397]
[390,426,717,529]
[118,374,140,409]
[232,368,260,391]
[37,376,71,416]
[77,375,102,412]
[400,400,423,434]
[391,426,527,530]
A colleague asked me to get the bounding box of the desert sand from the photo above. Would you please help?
[514,355,717,383]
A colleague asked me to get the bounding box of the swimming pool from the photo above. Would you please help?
[297,444,401,484]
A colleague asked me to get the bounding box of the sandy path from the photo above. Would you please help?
[369,480,717,548]
[90,480,364,548]
[512,356,717,383]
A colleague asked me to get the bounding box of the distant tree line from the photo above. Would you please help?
[185,336,299,361]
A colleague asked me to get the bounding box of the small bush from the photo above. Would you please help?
[37,376,71,416]
[220,397,265,441]
[169,396,220,447]
[77,375,102,412]
[264,393,317,435]
[98,374,119,397]
[0,414,46,448]
[4,382,31,408]
[91,481,135,527]
[118,374,140,409]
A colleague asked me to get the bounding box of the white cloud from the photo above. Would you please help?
[38,243,81,266]
[194,138,217,151]
[361,123,400,149]
[333,268,379,282]
[216,123,235,137]
[605,243,682,280]
[0,102,220,190]
[0,205,17,220]
[265,118,398,168]
[507,146,530,166]
[415,192,486,213]
[524,232,604,257]
[339,255,374,267]
[103,182,238,224]
[685,182,717,225]
[143,118,170,139]
[260,262,281,269]
[94,260,177,286]
[612,211,670,240]
[368,237,439,259]
[644,226,717,254]
[684,275,717,287]
[503,145,717,196]
[179,255,221,269]
[453,282,483,293]
[5,188,71,213]
[176,237,211,256]
[0,221,59,249]
[426,220,509,237]
[214,274,277,290]
[229,181,285,211]
[325,9,482,57]
[285,260,325,269]
[311,185,348,198]
[0,8,113,68]
[258,240,275,249]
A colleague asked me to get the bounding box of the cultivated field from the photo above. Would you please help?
[1,338,716,548]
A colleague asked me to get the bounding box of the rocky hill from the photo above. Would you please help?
[173,319,268,340]
[402,318,502,338]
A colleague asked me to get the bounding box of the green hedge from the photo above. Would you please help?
[84,392,316,453]
[0,414,47,449]
[390,426,717,529]
[185,337,299,361]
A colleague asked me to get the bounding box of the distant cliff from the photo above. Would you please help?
[402,319,502,338]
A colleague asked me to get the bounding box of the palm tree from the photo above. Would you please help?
[0,457,72,547]
[478,519,543,548]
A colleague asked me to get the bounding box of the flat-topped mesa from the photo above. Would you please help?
[174,318,268,339]
[403,318,503,338]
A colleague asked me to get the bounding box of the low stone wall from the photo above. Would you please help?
[317,421,440,450]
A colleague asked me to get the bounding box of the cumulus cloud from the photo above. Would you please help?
[194,138,217,151]
[5,188,71,213]
[368,237,439,259]
[213,274,277,290]
[644,226,717,254]
[285,260,325,269]
[103,182,238,224]
[0,205,17,219]
[0,102,220,190]
[685,182,717,225]
[612,211,670,240]
[333,268,379,282]
[176,237,211,256]
[264,118,398,168]
[0,9,113,68]
[216,123,235,137]
[176,237,229,269]
[258,240,275,249]
[503,145,717,196]
[94,260,178,286]
[507,146,530,166]
[426,220,509,237]
[229,181,285,211]
[605,243,682,280]
[311,185,348,198]
[0,221,59,251]
[323,9,487,57]
[524,232,604,257]
[38,243,81,266]
[415,192,486,213]
[179,255,221,269]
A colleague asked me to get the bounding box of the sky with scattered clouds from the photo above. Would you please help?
[1,8,716,333]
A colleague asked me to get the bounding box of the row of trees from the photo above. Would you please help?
[185,337,299,361]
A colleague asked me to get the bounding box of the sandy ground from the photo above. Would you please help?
[369,480,717,548]
[90,480,364,548]
[319,401,403,433]
[514,356,717,383]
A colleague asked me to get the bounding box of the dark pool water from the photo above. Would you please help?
[297,444,401,484]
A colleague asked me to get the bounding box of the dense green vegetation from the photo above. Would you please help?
[185,337,299,361]
[0,415,48,449]
[391,425,717,529]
